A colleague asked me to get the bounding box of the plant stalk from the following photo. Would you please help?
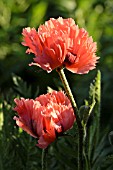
[56,67,84,170]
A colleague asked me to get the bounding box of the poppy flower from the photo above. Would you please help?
[22,17,99,74]
[13,91,75,148]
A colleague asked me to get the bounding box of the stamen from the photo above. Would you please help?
[64,52,77,64]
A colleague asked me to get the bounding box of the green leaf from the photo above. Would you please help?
[85,70,101,165]
[12,74,39,98]
[101,154,113,169]
[29,1,48,27]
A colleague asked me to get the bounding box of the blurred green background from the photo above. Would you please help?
[0,0,113,169]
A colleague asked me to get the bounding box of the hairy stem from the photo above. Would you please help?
[56,67,84,170]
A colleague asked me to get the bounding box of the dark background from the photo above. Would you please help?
[1,0,113,127]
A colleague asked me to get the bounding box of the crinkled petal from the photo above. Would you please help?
[13,90,75,149]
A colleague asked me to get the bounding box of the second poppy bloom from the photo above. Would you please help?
[13,91,75,149]
[22,17,99,74]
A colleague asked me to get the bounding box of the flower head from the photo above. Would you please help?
[22,17,99,74]
[13,91,75,148]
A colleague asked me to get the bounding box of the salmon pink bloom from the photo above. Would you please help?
[22,17,99,74]
[13,91,75,149]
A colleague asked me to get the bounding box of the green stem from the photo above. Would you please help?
[56,67,78,117]
[56,67,84,170]
[42,148,48,170]
[79,128,84,170]
[83,128,91,170]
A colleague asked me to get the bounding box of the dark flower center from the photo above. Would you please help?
[64,52,77,65]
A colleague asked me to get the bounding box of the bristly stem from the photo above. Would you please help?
[42,148,48,170]
[56,67,84,170]
[56,67,78,116]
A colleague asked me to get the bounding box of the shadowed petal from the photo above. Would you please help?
[13,91,75,149]
[22,17,99,74]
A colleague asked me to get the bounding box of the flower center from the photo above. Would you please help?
[64,52,77,65]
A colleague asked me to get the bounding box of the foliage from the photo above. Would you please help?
[0,72,112,169]
[0,0,113,169]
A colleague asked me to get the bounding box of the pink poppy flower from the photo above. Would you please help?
[22,17,99,74]
[13,91,75,149]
